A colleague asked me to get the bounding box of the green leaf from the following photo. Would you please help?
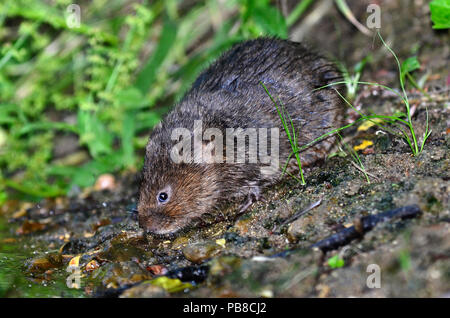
[135,112,162,132]
[135,16,177,95]
[77,109,113,158]
[430,0,450,29]
[5,0,117,44]
[49,155,124,189]
[286,0,315,26]
[68,159,112,188]
[3,178,65,198]
[0,191,7,205]
[115,87,147,110]
[120,112,135,167]
[401,56,420,76]
[353,54,372,74]
[327,255,345,269]
[0,127,6,148]
[17,122,77,137]
[148,277,193,293]
[252,6,287,38]
[398,250,411,272]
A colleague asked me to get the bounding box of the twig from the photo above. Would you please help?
[274,198,323,233]
[311,205,421,253]
[350,160,379,181]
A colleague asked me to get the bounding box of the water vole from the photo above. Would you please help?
[138,38,344,236]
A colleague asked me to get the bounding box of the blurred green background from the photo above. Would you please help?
[0,0,446,203]
[0,0,311,202]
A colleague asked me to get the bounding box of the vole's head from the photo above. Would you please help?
[137,132,220,237]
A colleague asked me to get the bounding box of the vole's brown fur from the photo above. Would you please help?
[138,38,344,236]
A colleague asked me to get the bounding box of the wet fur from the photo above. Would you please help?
[138,38,344,235]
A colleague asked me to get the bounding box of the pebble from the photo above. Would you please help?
[182,241,223,264]
[94,174,116,191]
[287,217,313,243]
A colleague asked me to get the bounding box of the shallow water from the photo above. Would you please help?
[0,216,84,297]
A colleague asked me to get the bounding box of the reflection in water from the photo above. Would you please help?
[0,217,84,297]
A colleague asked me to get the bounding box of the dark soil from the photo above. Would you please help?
[0,0,448,297]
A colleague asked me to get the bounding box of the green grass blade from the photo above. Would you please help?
[135,16,177,95]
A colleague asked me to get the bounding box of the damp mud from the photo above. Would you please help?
[0,0,448,297]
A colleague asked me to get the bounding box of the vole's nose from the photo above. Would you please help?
[137,209,158,232]
[137,211,148,229]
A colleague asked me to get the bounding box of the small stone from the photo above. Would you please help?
[171,236,189,249]
[234,218,252,235]
[94,174,116,191]
[26,254,63,273]
[182,241,223,264]
[430,149,445,161]
[344,182,360,197]
[287,217,312,243]
[259,289,274,298]
[100,262,152,288]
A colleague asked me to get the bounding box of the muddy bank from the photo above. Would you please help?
[1,102,448,297]
[0,0,449,297]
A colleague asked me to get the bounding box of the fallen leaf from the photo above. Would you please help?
[357,118,384,132]
[149,276,193,293]
[16,220,45,235]
[328,255,345,269]
[215,238,226,248]
[354,140,374,151]
[2,238,17,243]
[69,255,80,267]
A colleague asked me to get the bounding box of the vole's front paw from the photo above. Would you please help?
[238,186,264,214]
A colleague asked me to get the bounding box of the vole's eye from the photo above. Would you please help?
[158,192,169,203]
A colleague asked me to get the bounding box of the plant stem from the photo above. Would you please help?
[377,31,419,155]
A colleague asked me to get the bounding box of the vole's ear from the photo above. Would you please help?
[146,139,158,154]
[154,121,162,130]
[145,121,162,153]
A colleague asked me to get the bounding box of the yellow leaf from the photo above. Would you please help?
[12,209,26,219]
[69,255,80,267]
[357,118,384,132]
[353,140,373,151]
[215,238,226,248]
[260,289,274,298]
[149,276,193,293]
